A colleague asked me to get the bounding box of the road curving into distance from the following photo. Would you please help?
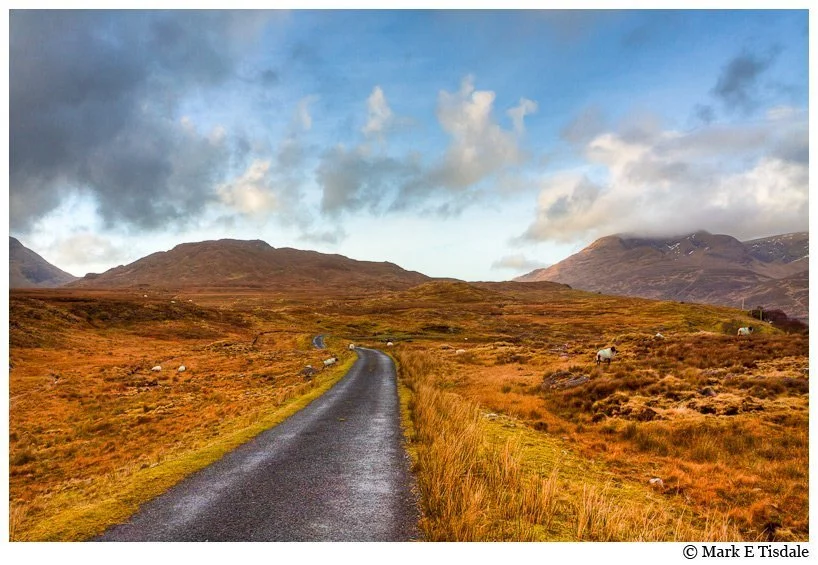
[97,346,420,542]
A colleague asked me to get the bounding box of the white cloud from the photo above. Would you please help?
[362,86,394,138]
[522,109,808,243]
[297,96,317,131]
[431,75,534,190]
[317,76,538,217]
[490,253,549,272]
[507,98,538,134]
[47,232,124,275]
[216,160,278,217]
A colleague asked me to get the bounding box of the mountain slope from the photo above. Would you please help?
[515,231,808,320]
[68,238,430,291]
[10,237,78,288]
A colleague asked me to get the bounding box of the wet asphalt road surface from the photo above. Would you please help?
[97,347,420,542]
[312,334,326,349]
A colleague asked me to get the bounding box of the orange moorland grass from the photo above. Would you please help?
[416,327,808,541]
[9,290,354,541]
[9,283,807,542]
[394,347,745,541]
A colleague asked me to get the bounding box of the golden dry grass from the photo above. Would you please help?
[9,289,354,540]
[9,283,808,541]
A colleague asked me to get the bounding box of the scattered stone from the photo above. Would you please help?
[741,397,763,412]
[699,386,717,397]
[178,365,186,372]
[635,407,659,421]
[485,413,498,420]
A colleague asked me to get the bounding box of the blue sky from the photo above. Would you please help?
[7,9,810,280]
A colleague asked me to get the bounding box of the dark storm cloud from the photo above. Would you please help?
[9,10,269,231]
[711,48,779,113]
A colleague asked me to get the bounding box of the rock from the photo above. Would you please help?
[178,365,186,372]
[722,405,739,416]
[649,477,664,487]
[699,386,717,397]
[635,407,659,421]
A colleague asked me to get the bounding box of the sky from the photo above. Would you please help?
[6,8,810,281]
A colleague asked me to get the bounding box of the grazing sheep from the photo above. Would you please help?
[455,349,466,355]
[348,343,356,350]
[151,365,162,372]
[386,341,394,347]
[737,326,754,337]
[595,346,617,365]
[323,357,338,367]
[178,365,186,372]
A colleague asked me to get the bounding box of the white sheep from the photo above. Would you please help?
[151,365,162,372]
[737,326,754,337]
[348,343,356,350]
[178,365,186,372]
[654,333,665,340]
[386,341,394,347]
[455,349,466,355]
[323,357,338,367]
[596,346,617,365]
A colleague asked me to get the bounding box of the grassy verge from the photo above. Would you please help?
[13,356,354,541]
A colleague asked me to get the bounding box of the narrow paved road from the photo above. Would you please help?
[97,347,420,541]
[312,334,326,349]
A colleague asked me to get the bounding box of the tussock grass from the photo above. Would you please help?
[395,349,740,541]
[398,350,561,540]
[11,284,806,542]
[11,356,353,541]
[9,291,357,541]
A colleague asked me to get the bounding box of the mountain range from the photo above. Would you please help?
[515,231,808,320]
[65,238,429,292]
[9,232,809,320]
[9,237,78,288]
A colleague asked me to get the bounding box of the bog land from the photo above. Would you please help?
[8,281,808,541]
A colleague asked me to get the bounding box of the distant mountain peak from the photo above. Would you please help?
[514,231,808,320]
[10,237,78,288]
[67,238,429,292]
